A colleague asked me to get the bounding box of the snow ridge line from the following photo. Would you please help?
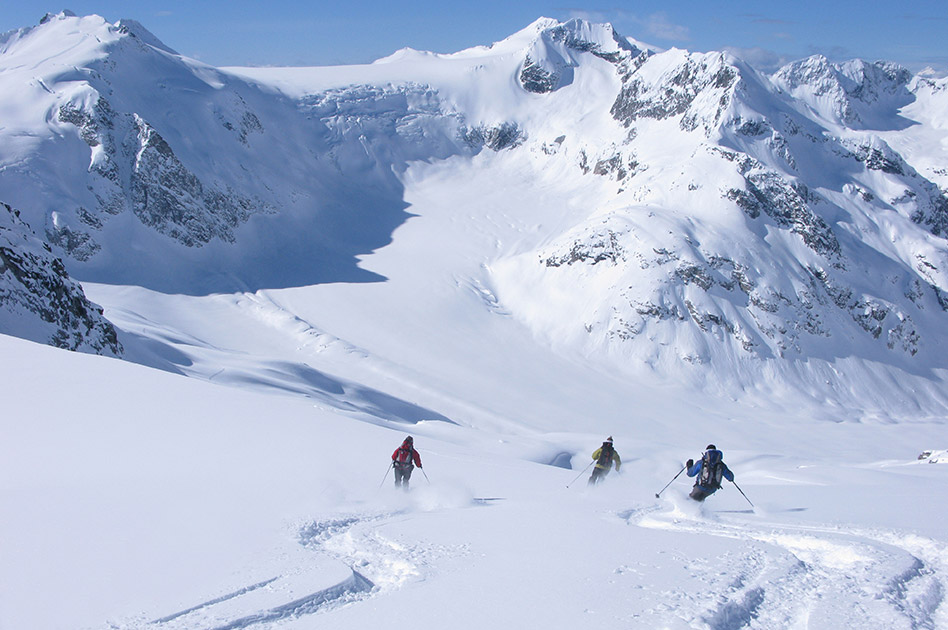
[206,570,375,630]
[150,577,280,624]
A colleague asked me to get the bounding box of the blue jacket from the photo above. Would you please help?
[687,449,734,491]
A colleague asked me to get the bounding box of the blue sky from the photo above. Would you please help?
[2,1,946,73]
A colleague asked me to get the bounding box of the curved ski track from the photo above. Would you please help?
[113,509,466,630]
[621,504,948,629]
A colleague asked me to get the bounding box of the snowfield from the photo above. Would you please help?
[2,12,948,630]
[3,334,947,630]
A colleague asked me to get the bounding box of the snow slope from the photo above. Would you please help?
[2,331,947,630]
[2,13,948,630]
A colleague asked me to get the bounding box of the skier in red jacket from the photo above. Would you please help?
[391,436,422,489]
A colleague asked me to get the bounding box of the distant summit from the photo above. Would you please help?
[773,55,914,128]
[1,13,947,416]
[39,10,78,23]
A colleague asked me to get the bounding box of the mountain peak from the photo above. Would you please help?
[39,10,78,24]
[774,54,914,128]
[114,18,178,55]
[544,17,639,55]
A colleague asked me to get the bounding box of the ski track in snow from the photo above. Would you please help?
[124,508,467,630]
[135,566,373,630]
[204,571,374,630]
[296,509,470,591]
[621,503,948,629]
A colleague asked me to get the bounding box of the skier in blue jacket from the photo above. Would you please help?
[686,444,734,501]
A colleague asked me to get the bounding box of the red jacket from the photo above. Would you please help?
[392,442,422,468]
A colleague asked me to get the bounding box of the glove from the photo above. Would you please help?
[686,459,694,469]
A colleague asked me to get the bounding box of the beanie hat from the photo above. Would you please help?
[706,444,716,450]
[605,436,613,443]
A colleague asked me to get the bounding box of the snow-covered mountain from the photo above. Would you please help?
[3,11,946,415]
[3,13,948,630]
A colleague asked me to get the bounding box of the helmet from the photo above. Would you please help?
[405,436,414,444]
[706,444,716,450]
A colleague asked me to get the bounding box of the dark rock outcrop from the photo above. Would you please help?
[0,202,122,355]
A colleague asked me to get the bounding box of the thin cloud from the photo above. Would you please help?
[645,12,689,41]
[557,8,685,44]
[565,9,610,23]
[724,46,795,73]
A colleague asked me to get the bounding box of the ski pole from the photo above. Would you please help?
[730,479,754,507]
[378,462,394,489]
[566,461,595,488]
[420,467,430,484]
[655,465,687,498]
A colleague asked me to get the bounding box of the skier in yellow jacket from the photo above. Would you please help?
[588,437,621,485]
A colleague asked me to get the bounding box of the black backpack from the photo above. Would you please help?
[597,442,614,467]
[698,450,724,489]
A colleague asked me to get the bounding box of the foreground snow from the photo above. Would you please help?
[2,333,947,630]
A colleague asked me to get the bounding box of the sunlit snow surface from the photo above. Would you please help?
[3,335,947,630]
[2,13,948,630]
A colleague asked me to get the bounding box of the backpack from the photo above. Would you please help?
[395,446,414,467]
[597,442,614,467]
[698,450,724,489]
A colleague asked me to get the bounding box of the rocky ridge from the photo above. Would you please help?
[0,202,121,355]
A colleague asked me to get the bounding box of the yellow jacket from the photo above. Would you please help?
[592,447,621,471]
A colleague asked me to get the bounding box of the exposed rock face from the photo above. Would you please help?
[497,32,948,372]
[611,51,738,134]
[520,57,559,94]
[720,156,840,258]
[0,202,121,355]
[463,123,526,151]
[53,94,266,251]
[128,115,257,246]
